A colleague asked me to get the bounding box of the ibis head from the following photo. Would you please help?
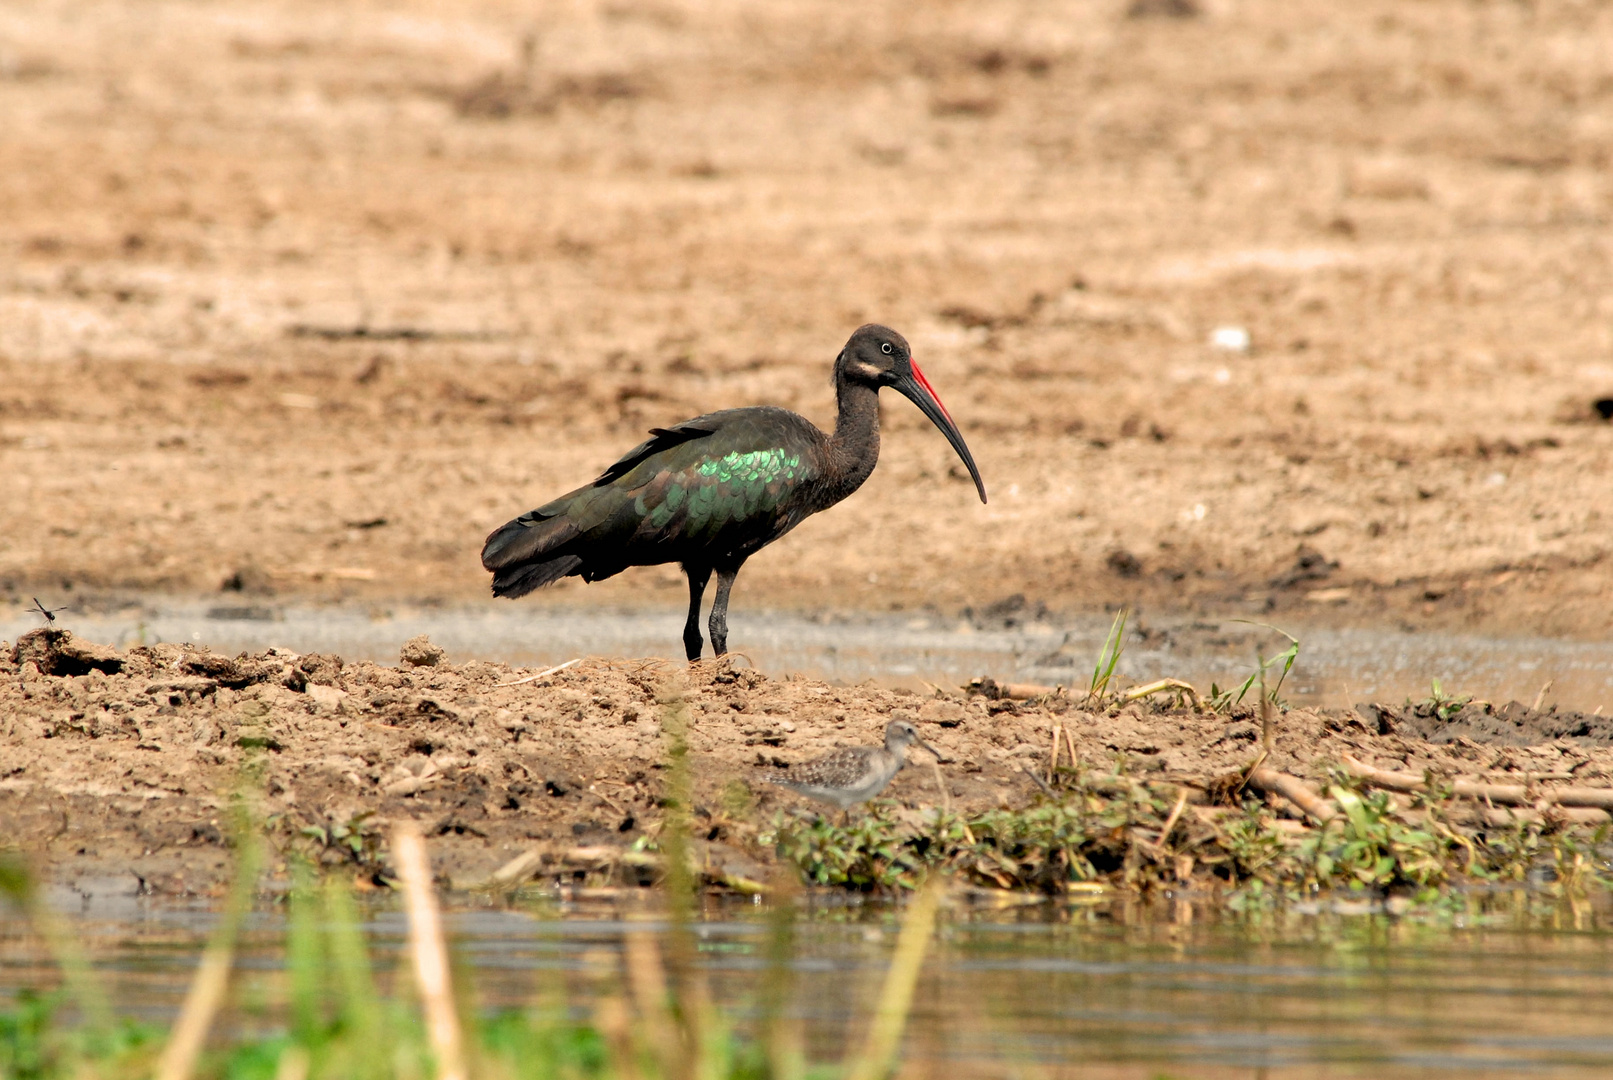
[835,325,988,504]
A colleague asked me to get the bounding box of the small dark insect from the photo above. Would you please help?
[30,597,72,624]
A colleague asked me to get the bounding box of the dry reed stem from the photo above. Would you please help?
[272,1045,311,1080]
[929,759,952,813]
[1473,805,1611,826]
[495,657,581,687]
[928,760,977,844]
[155,806,261,1080]
[623,925,682,1079]
[1258,665,1274,752]
[1122,678,1203,711]
[1340,754,1613,810]
[844,879,944,1080]
[487,847,546,888]
[1246,769,1339,823]
[393,822,468,1080]
[154,938,235,1080]
[968,677,1067,700]
[1155,788,1190,847]
[1235,748,1270,796]
[1021,765,1057,799]
[594,997,645,1080]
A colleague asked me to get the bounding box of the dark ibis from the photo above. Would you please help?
[480,324,987,661]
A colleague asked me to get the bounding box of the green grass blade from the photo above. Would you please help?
[322,877,389,1080]
[286,861,325,1047]
[1088,609,1128,703]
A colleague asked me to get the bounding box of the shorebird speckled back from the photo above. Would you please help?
[761,720,941,811]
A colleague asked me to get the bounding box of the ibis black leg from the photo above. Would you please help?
[708,561,744,657]
[682,564,712,661]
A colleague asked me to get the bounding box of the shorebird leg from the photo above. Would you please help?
[708,559,745,657]
[682,563,712,661]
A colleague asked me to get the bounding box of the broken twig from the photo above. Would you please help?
[496,658,581,688]
[1340,754,1613,810]
[1246,768,1338,823]
[1022,765,1058,799]
[1122,678,1203,711]
[1155,788,1190,847]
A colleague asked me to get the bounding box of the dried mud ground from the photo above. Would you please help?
[8,629,1613,898]
[4,0,1613,640]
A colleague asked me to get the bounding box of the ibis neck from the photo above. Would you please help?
[826,379,881,501]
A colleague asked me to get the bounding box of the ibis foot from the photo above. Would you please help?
[707,562,743,657]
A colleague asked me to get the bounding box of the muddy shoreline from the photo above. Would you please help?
[6,628,1613,898]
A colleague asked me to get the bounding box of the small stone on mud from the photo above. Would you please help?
[306,683,347,711]
[399,634,445,667]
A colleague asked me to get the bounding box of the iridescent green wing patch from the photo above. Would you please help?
[693,448,804,484]
[632,447,809,537]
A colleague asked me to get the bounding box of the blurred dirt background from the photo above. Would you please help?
[3,0,1613,636]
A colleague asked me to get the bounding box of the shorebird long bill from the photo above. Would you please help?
[895,362,988,504]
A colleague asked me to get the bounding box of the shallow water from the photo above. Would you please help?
[4,597,1613,711]
[7,890,1613,1077]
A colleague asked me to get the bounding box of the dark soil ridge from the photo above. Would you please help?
[1365,699,1613,747]
[5,628,1613,899]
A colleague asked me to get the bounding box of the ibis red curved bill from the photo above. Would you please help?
[895,359,988,503]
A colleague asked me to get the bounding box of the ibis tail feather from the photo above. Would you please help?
[490,554,584,598]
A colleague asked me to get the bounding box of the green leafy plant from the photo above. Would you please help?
[765,804,942,890]
[296,811,385,869]
[1415,678,1472,721]
[1209,623,1301,713]
[1321,786,1447,891]
[1214,808,1290,883]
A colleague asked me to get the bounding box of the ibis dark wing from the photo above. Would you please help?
[592,422,715,485]
[481,407,823,597]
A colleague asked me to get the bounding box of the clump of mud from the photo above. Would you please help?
[1367,699,1613,746]
[5,630,1613,899]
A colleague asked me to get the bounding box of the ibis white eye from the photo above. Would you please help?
[880,342,892,354]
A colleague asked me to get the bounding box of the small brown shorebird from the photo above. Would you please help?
[762,720,941,811]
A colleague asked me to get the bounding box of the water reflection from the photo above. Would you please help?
[6,890,1613,1077]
